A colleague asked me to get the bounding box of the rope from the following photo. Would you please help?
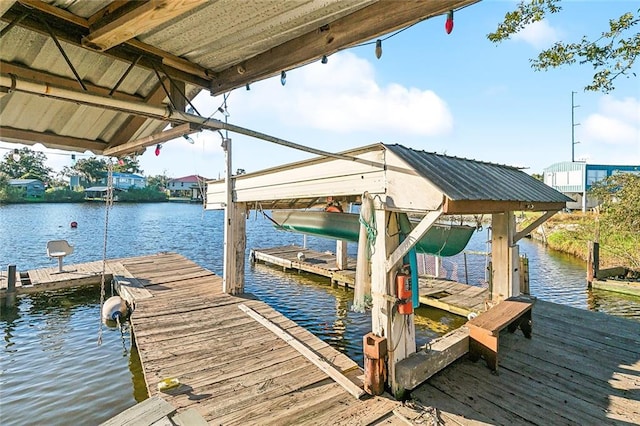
[97,162,114,346]
[359,193,376,258]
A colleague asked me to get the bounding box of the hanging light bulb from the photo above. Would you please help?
[321,55,328,64]
[246,83,250,91]
[155,144,162,156]
[445,10,454,34]
[375,39,382,59]
[183,135,195,144]
[217,106,230,117]
[280,70,286,86]
[12,149,20,162]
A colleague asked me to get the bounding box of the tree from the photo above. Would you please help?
[113,156,143,174]
[0,147,53,183]
[72,157,107,184]
[489,1,639,92]
[589,173,640,269]
[146,173,171,191]
[590,173,640,232]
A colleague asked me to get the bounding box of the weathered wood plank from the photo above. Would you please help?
[238,304,365,399]
[100,396,174,426]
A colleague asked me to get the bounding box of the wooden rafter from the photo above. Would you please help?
[103,123,198,157]
[0,60,145,103]
[107,79,169,148]
[4,1,213,89]
[211,0,478,94]
[0,127,107,152]
[82,0,208,52]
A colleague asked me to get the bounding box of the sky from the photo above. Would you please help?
[1,1,639,179]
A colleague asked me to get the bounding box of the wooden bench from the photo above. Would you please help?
[466,297,534,372]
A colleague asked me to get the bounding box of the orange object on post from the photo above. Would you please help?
[396,268,413,315]
[363,333,387,396]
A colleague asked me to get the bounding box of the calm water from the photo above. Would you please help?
[1,203,638,425]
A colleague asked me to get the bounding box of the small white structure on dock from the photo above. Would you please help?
[207,143,571,394]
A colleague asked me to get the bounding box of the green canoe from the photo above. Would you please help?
[271,210,475,257]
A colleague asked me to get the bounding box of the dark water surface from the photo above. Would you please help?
[1,203,638,425]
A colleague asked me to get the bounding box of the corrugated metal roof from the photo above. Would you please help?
[385,144,573,203]
[1,0,478,155]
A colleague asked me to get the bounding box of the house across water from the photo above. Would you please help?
[167,175,208,201]
[8,179,44,198]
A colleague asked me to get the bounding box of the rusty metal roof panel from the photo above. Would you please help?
[385,144,572,203]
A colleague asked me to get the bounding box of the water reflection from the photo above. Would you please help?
[0,287,145,426]
[1,203,638,425]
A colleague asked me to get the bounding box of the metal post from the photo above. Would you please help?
[571,91,580,162]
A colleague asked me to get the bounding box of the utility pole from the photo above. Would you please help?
[571,91,580,162]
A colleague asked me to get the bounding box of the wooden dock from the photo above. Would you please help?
[0,257,140,296]
[412,299,640,425]
[4,252,639,424]
[109,252,407,424]
[251,245,487,316]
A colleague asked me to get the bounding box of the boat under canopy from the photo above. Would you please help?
[271,210,475,257]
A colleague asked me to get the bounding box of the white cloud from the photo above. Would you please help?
[583,96,640,146]
[512,20,560,49]
[224,52,453,137]
[578,95,640,165]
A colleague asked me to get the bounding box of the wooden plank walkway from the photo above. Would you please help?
[118,252,405,425]
[412,299,640,425]
[5,252,639,424]
[0,257,139,296]
[252,245,487,316]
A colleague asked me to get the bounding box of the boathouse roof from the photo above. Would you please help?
[206,143,571,214]
[0,0,478,157]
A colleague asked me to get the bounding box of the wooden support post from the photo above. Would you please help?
[222,138,246,294]
[7,265,16,292]
[336,240,348,271]
[5,264,16,307]
[370,208,415,398]
[491,211,519,301]
[519,256,530,295]
[587,241,599,285]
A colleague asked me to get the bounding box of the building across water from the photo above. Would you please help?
[543,162,640,211]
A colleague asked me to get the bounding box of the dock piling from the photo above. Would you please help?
[4,265,17,307]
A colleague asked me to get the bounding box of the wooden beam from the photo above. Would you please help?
[102,123,198,157]
[83,0,208,52]
[395,326,469,390]
[108,80,168,148]
[170,79,186,113]
[513,210,558,243]
[211,0,478,94]
[0,1,17,18]
[238,304,365,399]
[2,3,211,89]
[444,198,566,214]
[0,60,145,103]
[385,209,442,273]
[336,240,348,271]
[0,126,107,152]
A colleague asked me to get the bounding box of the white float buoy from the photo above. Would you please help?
[102,295,129,322]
